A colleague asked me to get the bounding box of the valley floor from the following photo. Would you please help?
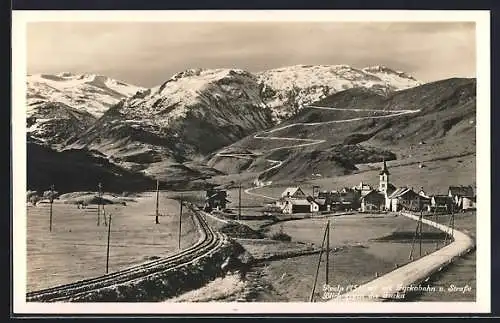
[26,193,198,292]
[169,211,476,302]
[168,151,477,302]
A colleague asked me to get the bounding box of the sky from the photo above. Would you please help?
[27,21,476,88]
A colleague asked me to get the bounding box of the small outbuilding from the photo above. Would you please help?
[282,198,319,214]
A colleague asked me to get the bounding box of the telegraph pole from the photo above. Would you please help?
[105,213,112,274]
[419,209,423,257]
[310,222,329,302]
[408,200,418,260]
[178,198,183,250]
[49,184,54,232]
[325,220,330,286]
[155,180,160,224]
[434,206,439,250]
[97,182,102,226]
[102,202,107,226]
[444,207,455,246]
[238,184,242,220]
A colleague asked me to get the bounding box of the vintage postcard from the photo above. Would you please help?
[12,10,490,315]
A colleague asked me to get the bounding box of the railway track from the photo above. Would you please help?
[26,204,226,302]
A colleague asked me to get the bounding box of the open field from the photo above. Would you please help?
[211,213,448,302]
[27,193,198,292]
[259,212,476,302]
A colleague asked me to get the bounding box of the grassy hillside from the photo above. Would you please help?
[213,78,476,182]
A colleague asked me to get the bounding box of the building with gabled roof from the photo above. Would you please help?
[353,182,373,194]
[313,198,330,211]
[281,187,306,199]
[386,187,430,212]
[361,190,386,212]
[282,198,319,214]
[448,185,474,198]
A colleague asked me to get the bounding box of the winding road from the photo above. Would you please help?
[215,105,420,199]
[332,212,475,302]
[214,104,476,302]
[27,104,476,303]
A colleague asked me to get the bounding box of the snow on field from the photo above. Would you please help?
[26,193,198,292]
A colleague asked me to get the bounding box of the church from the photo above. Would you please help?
[360,159,427,212]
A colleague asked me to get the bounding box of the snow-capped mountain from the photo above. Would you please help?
[257,64,422,121]
[26,73,144,145]
[68,68,274,179]
[27,102,97,146]
[121,68,269,129]
[30,65,422,180]
[27,72,144,117]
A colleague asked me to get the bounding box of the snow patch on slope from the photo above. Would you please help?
[257,64,422,121]
[27,73,144,117]
[121,68,269,129]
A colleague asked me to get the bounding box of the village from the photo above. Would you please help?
[203,160,477,217]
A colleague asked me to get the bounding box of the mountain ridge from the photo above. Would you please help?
[209,77,476,182]
[26,64,430,185]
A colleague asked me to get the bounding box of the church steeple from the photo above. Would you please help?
[379,158,390,193]
[379,158,390,176]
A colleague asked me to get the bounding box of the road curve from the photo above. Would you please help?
[214,105,420,185]
[26,205,226,302]
[331,212,475,302]
[214,104,475,303]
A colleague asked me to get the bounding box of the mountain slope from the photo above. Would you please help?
[212,77,476,181]
[27,73,144,117]
[67,68,275,180]
[257,64,422,121]
[27,73,144,145]
[27,102,97,146]
[28,65,425,185]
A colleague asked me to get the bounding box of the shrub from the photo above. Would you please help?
[270,231,292,242]
[270,224,292,241]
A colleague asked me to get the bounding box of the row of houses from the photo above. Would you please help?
[273,160,476,214]
[202,161,476,215]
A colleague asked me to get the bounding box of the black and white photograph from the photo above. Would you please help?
[12,10,490,314]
